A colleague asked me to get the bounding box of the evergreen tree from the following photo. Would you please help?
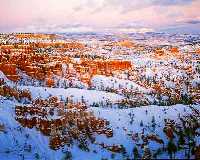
[81,95,85,103]
[62,151,72,160]
[133,146,140,159]
[151,116,155,124]
[167,139,177,159]
[142,146,152,159]
[151,116,156,131]
[140,120,144,127]
[178,131,185,149]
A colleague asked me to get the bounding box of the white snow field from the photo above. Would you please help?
[0,94,199,159]
[19,86,124,106]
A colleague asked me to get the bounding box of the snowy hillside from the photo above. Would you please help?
[0,96,199,159]
[0,32,200,159]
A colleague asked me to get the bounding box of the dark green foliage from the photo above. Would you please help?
[181,94,193,105]
[167,139,177,159]
[178,131,185,149]
[140,120,143,127]
[133,146,140,159]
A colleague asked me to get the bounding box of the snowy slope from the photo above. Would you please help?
[0,98,63,160]
[91,75,152,94]
[18,86,124,105]
[91,104,199,159]
[0,71,15,87]
[0,95,199,159]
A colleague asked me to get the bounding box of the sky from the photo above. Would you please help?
[0,0,200,33]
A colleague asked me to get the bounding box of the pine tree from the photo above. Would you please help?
[133,146,140,159]
[62,151,72,160]
[140,120,144,127]
[167,139,177,159]
[142,145,152,159]
[178,131,185,149]
[81,95,85,103]
[151,116,156,131]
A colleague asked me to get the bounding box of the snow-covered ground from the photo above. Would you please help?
[91,104,199,159]
[0,95,199,159]
[0,71,15,87]
[0,98,61,160]
[91,75,152,94]
[0,32,200,159]
[19,86,124,105]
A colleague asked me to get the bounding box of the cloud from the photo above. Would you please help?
[185,20,200,24]
[0,0,199,33]
[152,0,194,6]
[113,27,154,33]
[98,0,195,14]
[7,22,154,34]
[11,23,96,33]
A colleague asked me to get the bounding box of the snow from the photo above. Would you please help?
[164,81,176,89]
[145,68,155,79]
[1,32,200,159]
[0,71,15,87]
[91,104,199,159]
[0,98,61,160]
[192,78,200,88]
[91,75,152,94]
[18,86,124,105]
[0,96,199,159]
